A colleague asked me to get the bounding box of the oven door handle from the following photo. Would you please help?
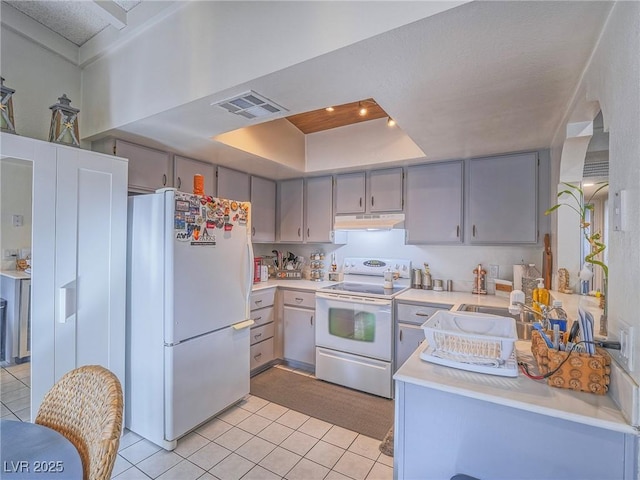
[316,291,392,306]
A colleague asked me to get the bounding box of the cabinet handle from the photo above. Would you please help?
[359,197,362,207]
[295,297,303,303]
[162,174,167,186]
[253,316,262,322]
[252,227,256,237]
[254,333,262,339]
[456,225,460,237]
[254,353,262,359]
[472,225,476,237]
[298,227,301,237]
[415,312,431,317]
[177,177,181,189]
[399,330,403,341]
[307,228,310,237]
[255,299,262,304]
[371,196,375,207]
[310,315,314,326]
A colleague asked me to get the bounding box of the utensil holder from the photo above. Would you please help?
[530,331,611,395]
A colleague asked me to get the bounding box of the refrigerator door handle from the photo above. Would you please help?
[232,319,255,330]
[245,239,254,314]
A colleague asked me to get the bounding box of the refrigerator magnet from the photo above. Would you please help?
[174,216,186,230]
[175,199,190,212]
[224,223,233,231]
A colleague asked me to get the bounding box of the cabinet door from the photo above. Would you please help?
[335,172,365,214]
[283,305,315,366]
[115,139,170,192]
[370,168,403,212]
[250,176,276,243]
[278,178,304,242]
[174,155,216,197]
[54,147,127,394]
[305,176,333,243]
[406,161,463,244]
[395,323,425,372]
[468,153,538,244]
[217,166,250,202]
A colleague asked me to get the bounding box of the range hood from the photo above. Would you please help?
[334,213,405,231]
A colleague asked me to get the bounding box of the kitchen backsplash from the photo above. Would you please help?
[253,229,544,293]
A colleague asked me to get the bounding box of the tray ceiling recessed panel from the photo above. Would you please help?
[286,98,388,134]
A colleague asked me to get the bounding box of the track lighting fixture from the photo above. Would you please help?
[358,101,368,116]
[387,117,396,127]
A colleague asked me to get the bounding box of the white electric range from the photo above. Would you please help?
[315,257,411,398]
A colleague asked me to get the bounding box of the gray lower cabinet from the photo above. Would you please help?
[395,301,452,371]
[468,152,538,244]
[250,288,276,373]
[406,161,463,244]
[282,290,315,367]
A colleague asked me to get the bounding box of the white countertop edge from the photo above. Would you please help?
[0,270,31,280]
[394,370,636,435]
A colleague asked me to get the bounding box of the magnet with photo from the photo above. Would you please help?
[175,199,190,212]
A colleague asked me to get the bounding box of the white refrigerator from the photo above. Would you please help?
[126,189,254,450]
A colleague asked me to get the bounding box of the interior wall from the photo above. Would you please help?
[0,160,32,270]
[0,29,83,145]
[255,229,543,295]
[549,2,640,384]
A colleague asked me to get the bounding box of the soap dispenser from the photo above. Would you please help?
[532,278,549,313]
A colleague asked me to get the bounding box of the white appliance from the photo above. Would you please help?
[126,189,254,450]
[315,257,410,398]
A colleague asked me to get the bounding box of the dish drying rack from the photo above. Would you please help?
[419,310,519,377]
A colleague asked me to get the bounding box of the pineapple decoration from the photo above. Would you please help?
[49,94,80,146]
[0,77,16,134]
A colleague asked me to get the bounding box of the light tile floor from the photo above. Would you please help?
[0,364,393,479]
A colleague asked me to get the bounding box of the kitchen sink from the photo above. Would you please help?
[457,304,538,340]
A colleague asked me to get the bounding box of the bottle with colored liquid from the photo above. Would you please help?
[532,277,549,314]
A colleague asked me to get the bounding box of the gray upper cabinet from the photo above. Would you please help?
[369,168,404,212]
[250,176,276,243]
[335,169,404,214]
[217,166,250,202]
[174,155,216,197]
[335,172,366,214]
[406,161,463,244]
[278,178,304,242]
[305,176,333,243]
[96,139,171,193]
[468,152,538,244]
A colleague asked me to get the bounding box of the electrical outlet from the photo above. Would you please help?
[615,319,634,372]
[489,264,499,278]
[3,249,18,260]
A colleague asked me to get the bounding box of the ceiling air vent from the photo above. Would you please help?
[212,91,287,119]
[583,159,609,179]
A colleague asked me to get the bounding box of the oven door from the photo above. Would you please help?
[315,292,392,361]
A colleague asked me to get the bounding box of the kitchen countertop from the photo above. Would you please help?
[396,289,511,309]
[252,279,337,292]
[394,340,637,435]
[0,269,31,280]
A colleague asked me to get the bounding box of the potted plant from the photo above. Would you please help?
[545,181,609,333]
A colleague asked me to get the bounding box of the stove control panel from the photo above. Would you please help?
[342,257,411,278]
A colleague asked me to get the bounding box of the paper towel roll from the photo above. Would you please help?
[513,264,525,291]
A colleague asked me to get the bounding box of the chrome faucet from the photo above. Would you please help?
[509,301,567,329]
